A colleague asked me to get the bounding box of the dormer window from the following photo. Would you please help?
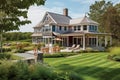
[78,26,81,30]
[83,25,87,30]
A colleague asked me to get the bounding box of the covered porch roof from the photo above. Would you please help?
[31,33,42,37]
[53,32,111,37]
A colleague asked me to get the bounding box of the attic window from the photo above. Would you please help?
[78,26,81,30]
[83,25,87,30]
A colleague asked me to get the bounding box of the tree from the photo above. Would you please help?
[102,5,120,40]
[0,0,45,53]
[88,0,113,32]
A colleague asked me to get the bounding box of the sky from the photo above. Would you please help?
[19,0,120,32]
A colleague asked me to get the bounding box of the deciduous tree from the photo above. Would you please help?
[0,0,45,53]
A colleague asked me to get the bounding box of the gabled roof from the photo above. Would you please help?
[34,11,98,28]
[70,16,98,25]
[80,16,99,25]
[70,18,83,25]
[47,12,71,25]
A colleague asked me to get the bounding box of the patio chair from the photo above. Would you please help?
[68,44,76,50]
[55,46,60,52]
[73,45,80,50]
[41,47,45,53]
[51,47,56,53]
[44,47,49,53]
[73,45,81,52]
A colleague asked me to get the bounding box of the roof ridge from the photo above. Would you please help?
[47,11,72,19]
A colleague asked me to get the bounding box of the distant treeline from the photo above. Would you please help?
[3,32,32,41]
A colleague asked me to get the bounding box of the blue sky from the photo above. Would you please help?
[19,0,120,32]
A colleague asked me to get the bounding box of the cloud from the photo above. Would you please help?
[19,6,63,32]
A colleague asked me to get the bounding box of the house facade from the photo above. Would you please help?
[32,8,112,50]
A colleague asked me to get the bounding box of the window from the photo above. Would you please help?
[94,26,97,31]
[83,25,87,30]
[89,25,92,30]
[52,25,55,31]
[78,26,81,30]
[64,26,67,31]
[74,26,76,31]
[89,25,97,31]
[59,26,62,30]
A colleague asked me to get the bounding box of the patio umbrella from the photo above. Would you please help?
[53,38,63,41]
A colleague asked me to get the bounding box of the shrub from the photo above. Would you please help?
[0,61,77,80]
[35,42,45,50]
[1,48,11,52]
[0,53,11,59]
[22,42,31,47]
[108,47,120,61]
[44,52,78,58]
[110,47,120,56]
[14,49,26,53]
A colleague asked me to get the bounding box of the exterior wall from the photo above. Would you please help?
[34,27,42,33]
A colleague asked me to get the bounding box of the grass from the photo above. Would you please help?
[45,52,120,80]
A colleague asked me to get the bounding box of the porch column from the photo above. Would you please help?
[105,36,107,47]
[110,36,112,46]
[45,38,46,45]
[96,36,98,47]
[83,34,85,50]
[67,37,69,47]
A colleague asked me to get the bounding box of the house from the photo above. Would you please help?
[32,8,112,50]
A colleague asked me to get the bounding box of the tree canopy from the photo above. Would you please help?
[0,0,45,32]
[88,0,113,32]
[89,0,120,42]
[0,0,45,53]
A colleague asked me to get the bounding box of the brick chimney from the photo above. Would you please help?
[63,8,68,16]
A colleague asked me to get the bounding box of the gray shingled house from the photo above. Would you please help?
[32,8,112,50]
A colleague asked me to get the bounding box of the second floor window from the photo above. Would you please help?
[64,26,67,31]
[59,26,62,30]
[83,25,87,30]
[74,26,76,31]
[52,25,55,31]
[89,25,97,31]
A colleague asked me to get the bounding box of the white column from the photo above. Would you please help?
[83,34,85,50]
[81,25,83,31]
[67,37,69,47]
[105,36,107,47]
[87,25,89,32]
[110,36,112,46]
[96,36,98,47]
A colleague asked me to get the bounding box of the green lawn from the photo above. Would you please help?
[45,52,120,80]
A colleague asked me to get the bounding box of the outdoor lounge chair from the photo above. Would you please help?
[68,44,76,50]
[73,45,80,50]
[73,45,81,52]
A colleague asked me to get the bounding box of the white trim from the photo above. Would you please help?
[83,34,85,50]
[47,12,57,24]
